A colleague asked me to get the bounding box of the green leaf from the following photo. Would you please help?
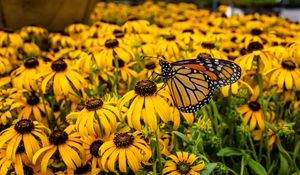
[279,152,289,175]
[293,141,300,163]
[247,158,267,175]
[172,131,192,144]
[217,147,243,157]
[201,163,218,175]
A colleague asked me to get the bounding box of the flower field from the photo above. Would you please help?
[0,1,300,175]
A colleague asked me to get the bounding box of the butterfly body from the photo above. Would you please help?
[159,58,241,113]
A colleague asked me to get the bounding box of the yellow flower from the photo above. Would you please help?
[118,80,171,131]
[11,57,42,91]
[163,152,205,175]
[0,30,23,48]
[0,56,12,75]
[32,125,84,173]
[238,87,274,130]
[157,34,185,61]
[0,119,50,161]
[99,132,152,173]
[19,26,48,42]
[169,106,194,129]
[138,59,161,79]
[121,18,150,34]
[266,59,300,91]
[48,33,76,50]
[194,42,228,60]
[220,80,253,97]
[65,22,89,39]
[35,58,85,99]
[66,98,119,137]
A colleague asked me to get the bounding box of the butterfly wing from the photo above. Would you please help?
[172,58,241,87]
[166,65,215,113]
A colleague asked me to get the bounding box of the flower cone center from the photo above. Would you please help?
[51,58,67,72]
[165,35,176,41]
[134,80,157,96]
[145,62,156,70]
[49,130,68,145]
[85,98,104,111]
[105,39,119,48]
[247,42,263,52]
[26,94,40,105]
[177,161,191,174]
[282,60,296,70]
[182,29,194,34]
[248,101,261,111]
[14,119,34,134]
[113,133,134,148]
[24,57,39,68]
[90,140,103,157]
[201,42,215,49]
[251,28,263,35]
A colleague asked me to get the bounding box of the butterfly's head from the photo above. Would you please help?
[159,60,173,79]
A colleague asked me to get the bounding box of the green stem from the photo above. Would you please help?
[155,128,162,174]
[240,157,245,175]
[248,134,258,161]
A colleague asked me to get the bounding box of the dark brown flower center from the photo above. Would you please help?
[90,140,104,157]
[197,53,212,59]
[14,119,35,134]
[16,141,25,153]
[85,98,103,111]
[145,62,156,70]
[248,101,261,111]
[112,58,125,68]
[24,58,39,68]
[23,166,34,175]
[165,35,176,41]
[177,161,191,174]
[182,29,194,34]
[128,17,138,21]
[247,42,263,52]
[281,60,296,70]
[49,130,68,145]
[51,58,67,72]
[105,39,119,48]
[58,121,70,131]
[251,28,263,35]
[113,29,125,38]
[134,80,157,96]
[26,93,40,105]
[201,42,215,49]
[240,48,247,55]
[113,133,134,148]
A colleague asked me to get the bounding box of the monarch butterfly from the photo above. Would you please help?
[159,57,241,113]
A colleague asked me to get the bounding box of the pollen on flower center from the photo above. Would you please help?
[51,58,67,72]
[177,161,191,174]
[85,98,104,111]
[14,119,35,134]
[90,140,104,157]
[165,35,176,41]
[49,130,68,145]
[281,60,296,70]
[105,39,119,48]
[145,62,156,70]
[112,58,125,68]
[248,101,261,111]
[134,80,157,96]
[113,133,134,148]
[26,93,40,105]
[247,41,263,52]
[197,53,212,59]
[24,57,39,68]
[251,28,263,35]
[201,42,215,49]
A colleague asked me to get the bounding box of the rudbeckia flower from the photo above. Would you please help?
[66,98,119,137]
[122,18,150,34]
[157,34,185,61]
[0,56,12,75]
[138,59,161,79]
[0,30,23,48]
[0,90,23,125]
[65,22,89,39]
[11,57,42,91]
[32,125,84,173]
[194,42,228,60]
[48,33,76,50]
[118,80,171,131]
[35,58,85,99]
[0,119,50,161]
[19,26,48,43]
[162,152,205,175]
[238,87,274,130]
[266,59,300,91]
[99,132,152,173]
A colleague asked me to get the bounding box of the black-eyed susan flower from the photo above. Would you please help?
[194,42,228,60]
[48,33,76,50]
[162,152,205,175]
[238,87,274,130]
[0,30,23,48]
[138,59,161,79]
[121,18,150,34]
[99,132,152,173]
[0,56,12,75]
[0,90,23,125]
[11,57,42,91]
[118,80,171,131]
[19,26,48,43]
[65,22,89,39]
[266,59,300,91]
[32,125,84,173]
[0,119,50,161]
[66,98,119,137]
[35,58,85,99]
[157,34,185,61]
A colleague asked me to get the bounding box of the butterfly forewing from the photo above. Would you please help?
[167,66,215,113]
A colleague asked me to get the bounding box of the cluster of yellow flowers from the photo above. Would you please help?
[0,1,299,175]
